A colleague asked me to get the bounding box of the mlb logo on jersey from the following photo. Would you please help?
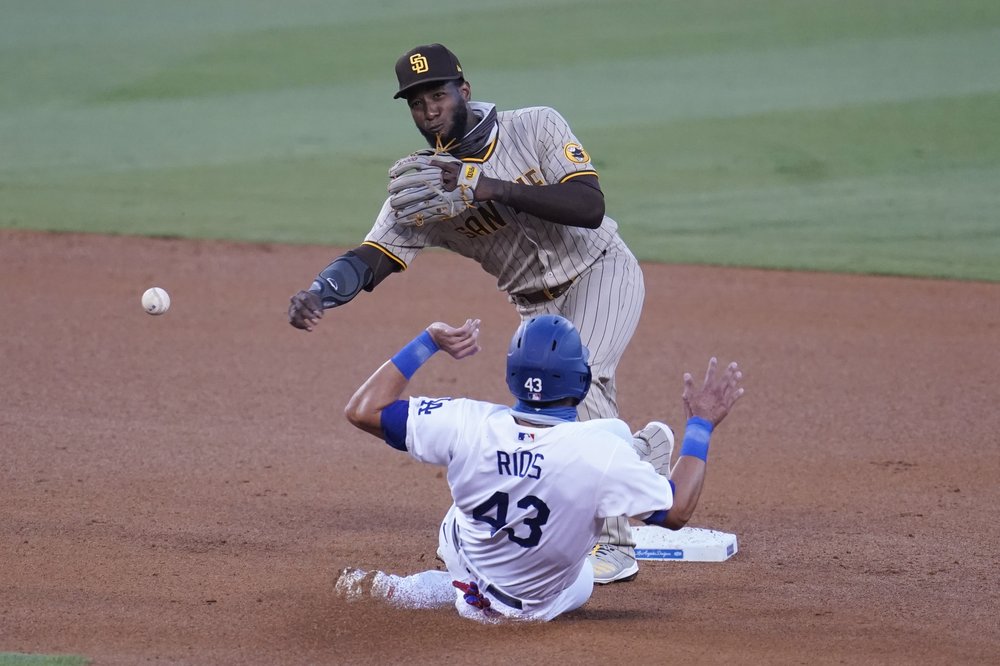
[517,432,535,441]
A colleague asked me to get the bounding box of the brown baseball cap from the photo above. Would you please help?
[393,44,464,99]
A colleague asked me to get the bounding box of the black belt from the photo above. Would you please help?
[513,279,574,305]
[486,584,523,610]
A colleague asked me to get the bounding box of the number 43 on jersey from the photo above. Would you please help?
[472,491,550,548]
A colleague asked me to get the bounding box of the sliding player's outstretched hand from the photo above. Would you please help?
[682,357,745,426]
[428,318,481,360]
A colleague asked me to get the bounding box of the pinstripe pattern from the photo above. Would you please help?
[365,106,618,294]
[517,235,645,421]
[516,236,645,548]
[365,103,647,550]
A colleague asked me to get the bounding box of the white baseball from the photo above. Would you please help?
[142,287,171,315]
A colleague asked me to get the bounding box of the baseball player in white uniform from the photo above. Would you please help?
[336,315,745,622]
[289,43,671,583]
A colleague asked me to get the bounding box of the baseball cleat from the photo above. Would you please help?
[633,421,675,476]
[335,567,393,601]
[334,567,371,601]
[589,544,639,584]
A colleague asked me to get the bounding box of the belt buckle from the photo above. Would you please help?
[541,284,557,301]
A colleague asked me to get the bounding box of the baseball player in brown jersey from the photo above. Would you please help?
[288,43,673,584]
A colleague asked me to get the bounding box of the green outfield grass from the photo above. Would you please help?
[2,0,998,280]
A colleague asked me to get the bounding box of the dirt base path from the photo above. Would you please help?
[2,231,997,665]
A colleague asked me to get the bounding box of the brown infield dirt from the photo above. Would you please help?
[1,229,998,665]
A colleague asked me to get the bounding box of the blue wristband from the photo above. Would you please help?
[391,330,439,380]
[679,416,713,462]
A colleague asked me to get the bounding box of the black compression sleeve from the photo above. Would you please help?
[308,251,374,309]
[352,243,400,289]
[496,176,605,229]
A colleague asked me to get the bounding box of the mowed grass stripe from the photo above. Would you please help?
[1,1,998,280]
[3,86,998,278]
[593,92,1000,194]
[3,29,998,175]
[488,28,1000,126]
[596,91,1000,279]
[0,0,568,107]
[629,165,1000,280]
[8,90,997,224]
[67,0,1000,102]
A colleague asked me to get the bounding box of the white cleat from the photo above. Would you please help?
[334,567,371,601]
[335,567,396,603]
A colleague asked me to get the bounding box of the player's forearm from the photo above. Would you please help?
[658,416,714,530]
[344,329,439,437]
[345,360,410,437]
[475,178,605,228]
[663,456,706,529]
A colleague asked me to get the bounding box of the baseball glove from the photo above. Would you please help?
[388,150,482,226]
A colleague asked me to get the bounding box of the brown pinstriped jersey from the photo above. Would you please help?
[364,105,622,295]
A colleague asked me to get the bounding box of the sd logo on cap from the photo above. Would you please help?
[393,44,465,99]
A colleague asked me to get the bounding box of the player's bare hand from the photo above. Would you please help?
[289,290,324,331]
[682,357,744,426]
[428,318,481,359]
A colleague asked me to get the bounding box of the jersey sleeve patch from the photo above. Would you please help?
[563,142,590,164]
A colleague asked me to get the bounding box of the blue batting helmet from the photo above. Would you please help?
[506,315,591,403]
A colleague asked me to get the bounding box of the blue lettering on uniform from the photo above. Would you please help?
[528,453,543,479]
[417,398,449,415]
[496,450,544,479]
[497,451,511,475]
